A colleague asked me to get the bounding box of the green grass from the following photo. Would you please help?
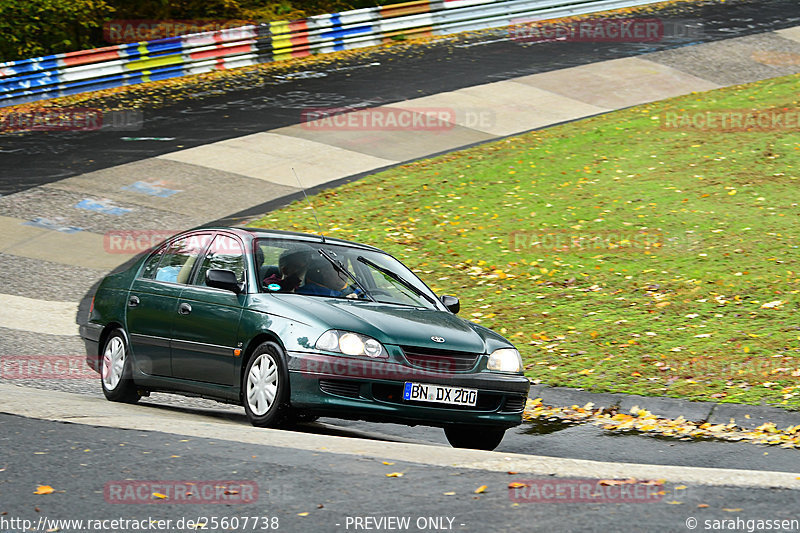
[250,73,800,408]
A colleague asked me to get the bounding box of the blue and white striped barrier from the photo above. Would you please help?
[0,0,664,108]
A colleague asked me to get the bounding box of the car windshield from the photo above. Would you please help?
[255,238,445,310]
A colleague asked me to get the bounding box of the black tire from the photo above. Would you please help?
[100,330,141,404]
[242,341,290,427]
[444,424,506,451]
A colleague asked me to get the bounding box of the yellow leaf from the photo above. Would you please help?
[297,512,309,517]
[666,500,683,505]
[33,485,54,495]
[598,478,637,486]
[675,485,687,490]
[508,482,528,488]
[386,472,404,477]
[474,485,487,494]
[152,492,167,499]
[443,491,456,496]
[697,504,709,508]
[723,508,742,512]
[382,461,394,465]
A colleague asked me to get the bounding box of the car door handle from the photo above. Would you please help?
[128,295,139,308]
[178,303,192,315]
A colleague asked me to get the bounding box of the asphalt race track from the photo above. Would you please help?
[1,0,799,195]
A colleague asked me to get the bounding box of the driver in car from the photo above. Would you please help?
[296,259,361,298]
[263,248,311,292]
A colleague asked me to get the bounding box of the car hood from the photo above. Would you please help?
[271,296,504,353]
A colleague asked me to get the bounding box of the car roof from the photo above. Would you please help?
[198,225,385,253]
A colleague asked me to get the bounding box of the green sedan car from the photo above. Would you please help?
[81,226,530,450]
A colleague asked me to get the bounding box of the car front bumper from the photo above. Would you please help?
[286,350,530,429]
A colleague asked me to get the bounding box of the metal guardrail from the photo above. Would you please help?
[0,0,664,108]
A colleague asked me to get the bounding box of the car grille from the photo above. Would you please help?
[319,379,361,398]
[372,383,501,411]
[401,346,480,373]
[501,395,528,413]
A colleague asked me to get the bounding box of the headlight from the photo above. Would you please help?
[487,348,522,373]
[315,330,388,358]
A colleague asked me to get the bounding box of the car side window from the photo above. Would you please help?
[140,247,165,280]
[193,234,245,287]
[147,234,212,284]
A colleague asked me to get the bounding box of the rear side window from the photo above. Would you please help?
[140,233,212,284]
[140,247,164,279]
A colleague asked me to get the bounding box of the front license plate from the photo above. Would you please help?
[403,382,478,407]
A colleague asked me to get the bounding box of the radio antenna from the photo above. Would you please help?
[292,167,325,242]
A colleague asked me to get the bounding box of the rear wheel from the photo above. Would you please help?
[100,330,140,404]
[444,424,505,451]
[243,341,289,427]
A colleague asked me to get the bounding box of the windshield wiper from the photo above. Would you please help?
[356,256,438,308]
[317,249,375,301]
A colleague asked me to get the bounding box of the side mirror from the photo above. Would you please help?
[206,269,241,293]
[440,295,460,314]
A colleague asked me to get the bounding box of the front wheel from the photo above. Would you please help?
[100,330,140,403]
[444,424,505,451]
[243,341,289,427]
